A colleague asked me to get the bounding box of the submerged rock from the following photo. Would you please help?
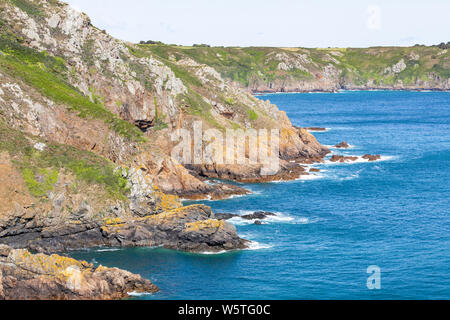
[242,211,276,220]
[335,141,350,149]
[305,127,328,132]
[0,245,158,300]
[330,155,359,163]
[215,211,276,221]
[362,154,381,161]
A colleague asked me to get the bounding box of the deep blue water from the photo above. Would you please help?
[71,91,450,300]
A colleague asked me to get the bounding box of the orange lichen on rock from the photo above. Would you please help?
[145,205,190,222]
[185,219,224,232]
[103,217,123,225]
[9,249,92,276]
[153,185,181,212]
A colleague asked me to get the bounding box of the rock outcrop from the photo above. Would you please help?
[0,245,158,300]
[335,141,350,149]
[362,154,381,162]
[215,211,276,221]
[330,155,359,163]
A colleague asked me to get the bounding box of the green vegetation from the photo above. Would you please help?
[139,43,449,89]
[153,97,168,131]
[0,37,144,142]
[247,109,258,121]
[9,0,42,17]
[81,39,95,67]
[224,97,234,105]
[139,40,164,45]
[178,91,224,130]
[22,168,58,197]
[0,120,130,199]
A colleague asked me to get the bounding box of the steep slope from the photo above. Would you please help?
[142,45,450,92]
[0,0,329,198]
[0,0,329,257]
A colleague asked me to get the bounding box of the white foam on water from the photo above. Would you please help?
[338,173,360,181]
[297,173,324,181]
[127,291,155,297]
[96,248,121,252]
[264,213,295,223]
[198,250,228,255]
[246,241,273,251]
[227,216,255,226]
[226,210,316,226]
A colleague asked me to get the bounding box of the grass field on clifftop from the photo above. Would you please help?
[140,43,449,88]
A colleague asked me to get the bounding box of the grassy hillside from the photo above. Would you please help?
[0,119,129,200]
[0,37,144,142]
[140,44,450,90]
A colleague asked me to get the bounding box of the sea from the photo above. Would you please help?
[71,90,450,300]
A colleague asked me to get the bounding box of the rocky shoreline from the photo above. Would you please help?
[0,204,248,255]
[0,0,409,300]
[251,87,450,94]
[0,245,158,300]
[0,203,248,300]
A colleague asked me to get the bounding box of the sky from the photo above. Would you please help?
[64,0,449,48]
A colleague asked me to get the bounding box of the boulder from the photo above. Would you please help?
[362,154,381,161]
[335,141,350,149]
[215,211,276,221]
[330,155,358,163]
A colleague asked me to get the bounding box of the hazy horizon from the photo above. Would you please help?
[64,0,449,48]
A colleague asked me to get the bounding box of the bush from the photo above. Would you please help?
[247,109,259,121]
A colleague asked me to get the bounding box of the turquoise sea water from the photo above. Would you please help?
[71,91,450,300]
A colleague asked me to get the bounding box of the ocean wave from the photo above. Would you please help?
[127,291,155,297]
[95,248,121,252]
[297,173,324,181]
[338,172,361,181]
[198,250,228,255]
[226,210,317,226]
[246,241,273,251]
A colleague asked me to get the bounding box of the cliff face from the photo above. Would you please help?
[0,0,324,262]
[0,0,328,198]
[0,0,332,299]
[147,46,449,93]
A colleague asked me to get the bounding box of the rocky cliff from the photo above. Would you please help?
[0,0,329,299]
[0,0,329,197]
